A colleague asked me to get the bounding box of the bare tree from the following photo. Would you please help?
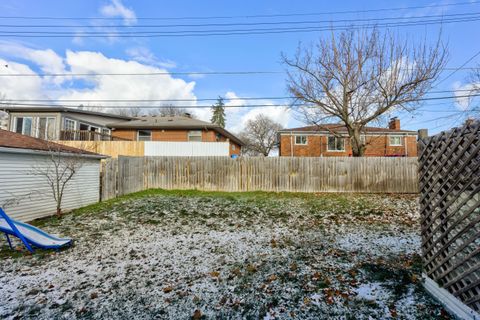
[239,114,283,156]
[30,143,85,215]
[0,93,10,130]
[283,27,447,156]
[148,105,195,118]
[115,107,145,117]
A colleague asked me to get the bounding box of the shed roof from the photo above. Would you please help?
[0,129,105,158]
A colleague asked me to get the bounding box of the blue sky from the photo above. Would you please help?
[0,0,479,134]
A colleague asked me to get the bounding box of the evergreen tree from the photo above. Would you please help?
[210,96,226,128]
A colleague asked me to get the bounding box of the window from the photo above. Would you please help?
[138,130,152,141]
[64,118,76,131]
[232,144,236,151]
[360,135,366,144]
[327,136,345,151]
[389,136,402,146]
[14,117,33,136]
[38,117,56,140]
[295,135,307,145]
[101,128,111,141]
[188,130,202,142]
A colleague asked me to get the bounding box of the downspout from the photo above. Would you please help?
[404,135,408,157]
[290,131,293,157]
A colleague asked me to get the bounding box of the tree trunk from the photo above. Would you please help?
[350,127,366,157]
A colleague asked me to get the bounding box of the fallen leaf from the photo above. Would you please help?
[163,286,173,293]
[192,309,202,319]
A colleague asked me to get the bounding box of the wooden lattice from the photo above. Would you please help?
[418,120,480,313]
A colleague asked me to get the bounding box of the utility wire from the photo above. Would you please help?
[0,11,477,28]
[1,93,479,109]
[0,1,477,21]
[0,89,476,103]
[1,16,478,38]
[0,69,478,78]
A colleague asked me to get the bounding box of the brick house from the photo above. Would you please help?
[278,118,418,157]
[108,115,243,156]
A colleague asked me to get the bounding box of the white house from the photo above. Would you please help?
[0,129,106,221]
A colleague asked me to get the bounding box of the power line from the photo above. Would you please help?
[436,49,480,85]
[1,15,478,38]
[1,93,479,109]
[1,11,477,28]
[0,89,476,103]
[0,69,478,78]
[0,1,477,21]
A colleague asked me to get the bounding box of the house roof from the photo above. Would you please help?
[278,124,417,134]
[1,107,134,120]
[108,116,245,146]
[0,129,106,158]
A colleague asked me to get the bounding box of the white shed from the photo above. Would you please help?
[0,129,106,221]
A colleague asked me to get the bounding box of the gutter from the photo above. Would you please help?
[0,147,108,159]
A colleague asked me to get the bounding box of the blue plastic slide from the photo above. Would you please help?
[0,208,72,253]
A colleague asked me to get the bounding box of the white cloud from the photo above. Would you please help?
[0,43,197,114]
[453,81,476,111]
[100,0,137,25]
[223,91,291,133]
[0,59,46,100]
[125,47,177,69]
[0,41,67,85]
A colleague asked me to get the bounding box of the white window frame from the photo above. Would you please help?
[64,118,77,131]
[188,130,203,142]
[37,117,56,140]
[295,135,308,145]
[137,130,152,141]
[389,136,403,146]
[14,116,34,136]
[327,136,346,152]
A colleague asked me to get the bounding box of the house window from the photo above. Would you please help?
[64,118,76,131]
[327,136,345,151]
[100,128,111,141]
[14,117,33,136]
[295,135,307,145]
[232,144,236,151]
[38,117,56,140]
[188,130,202,142]
[360,135,366,144]
[389,136,402,146]
[138,130,152,141]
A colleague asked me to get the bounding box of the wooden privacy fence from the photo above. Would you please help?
[101,156,418,200]
[419,120,480,315]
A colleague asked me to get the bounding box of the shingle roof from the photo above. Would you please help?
[278,124,417,134]
[0,129,105,157]
[108,116,245,146]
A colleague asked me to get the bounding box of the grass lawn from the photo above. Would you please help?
[0,190,450,319]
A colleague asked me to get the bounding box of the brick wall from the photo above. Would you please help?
[279,134,418,157]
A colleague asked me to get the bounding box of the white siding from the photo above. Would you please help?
[0,151,100,221]
[145,141,230,157]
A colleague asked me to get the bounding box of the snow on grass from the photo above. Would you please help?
[0,190,450,319]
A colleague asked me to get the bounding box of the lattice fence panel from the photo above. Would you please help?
[419,120,480,312]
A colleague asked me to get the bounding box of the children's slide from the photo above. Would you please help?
[0,208,73,253]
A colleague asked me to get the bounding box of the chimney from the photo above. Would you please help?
[389,117,401,130]
[418,129,428,139]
